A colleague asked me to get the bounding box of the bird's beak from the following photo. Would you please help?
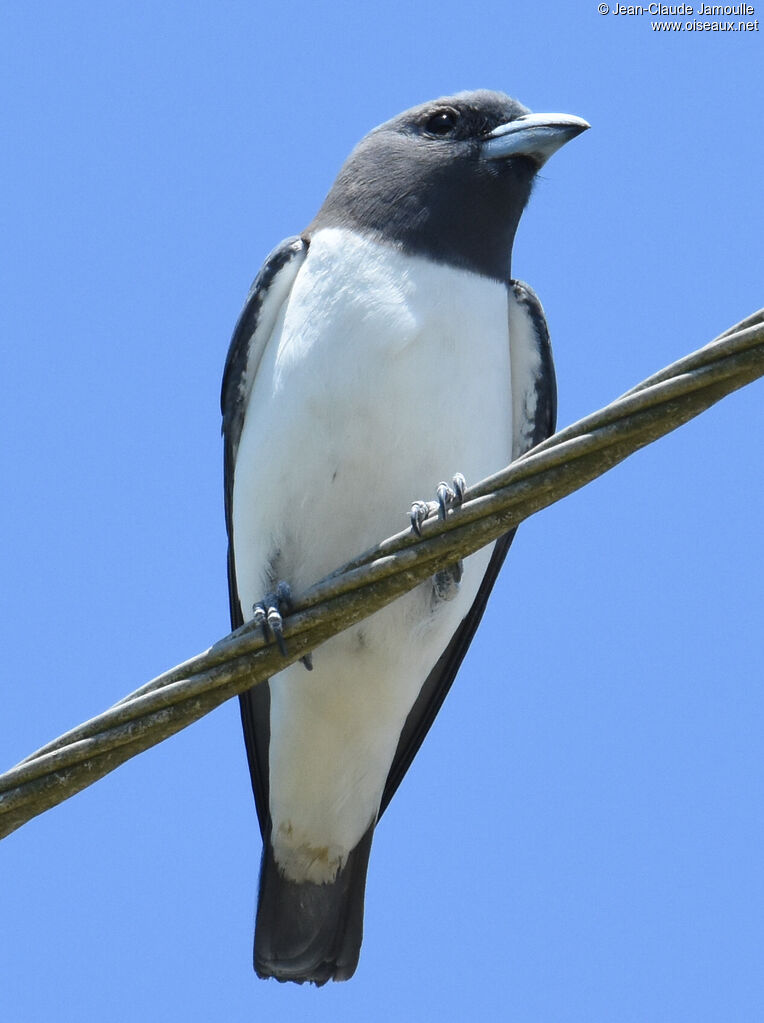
[481,113,590,165]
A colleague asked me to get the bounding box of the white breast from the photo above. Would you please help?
[232,227,513,882]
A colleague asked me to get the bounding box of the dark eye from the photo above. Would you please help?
[424,108,459,137]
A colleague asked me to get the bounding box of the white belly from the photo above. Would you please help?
[232,227,513,882]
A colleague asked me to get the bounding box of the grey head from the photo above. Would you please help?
[306,89,589,281]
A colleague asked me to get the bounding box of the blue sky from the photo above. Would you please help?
[1,3,761,1020]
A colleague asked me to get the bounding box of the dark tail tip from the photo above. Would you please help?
[254,825,374,985]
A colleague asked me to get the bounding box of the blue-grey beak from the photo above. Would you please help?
[482,112,590,165]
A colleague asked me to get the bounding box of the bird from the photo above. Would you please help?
[221,89,588,985]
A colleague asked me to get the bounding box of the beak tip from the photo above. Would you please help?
[482,112,591,164]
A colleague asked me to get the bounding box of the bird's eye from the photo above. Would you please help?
[424,108,459,137]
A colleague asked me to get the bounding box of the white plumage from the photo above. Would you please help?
[232,226,513,883]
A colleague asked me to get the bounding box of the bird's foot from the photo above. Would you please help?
[437,472,466,520]
[409,473,466,536]
[252,582,313,670]
[409,474,467,604]
[252,582,292,657]
[432,560,463,604]
[409,500,433,537]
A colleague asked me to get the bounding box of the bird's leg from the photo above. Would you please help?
[409,473,467,604]
[252,581,313,670]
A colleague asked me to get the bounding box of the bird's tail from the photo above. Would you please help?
[254,825,374,985]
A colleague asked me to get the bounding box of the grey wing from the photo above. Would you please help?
[379,279,557,814]
[221,235,308,832]
[508,279,557,458]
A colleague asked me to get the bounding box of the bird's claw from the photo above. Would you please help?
[437,473,466,520]
[253,581,294,658]
[411,474,467,534]
[409,500,432,537]
[452,472,466,503]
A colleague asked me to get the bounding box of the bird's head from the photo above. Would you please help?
[308,90,589,280]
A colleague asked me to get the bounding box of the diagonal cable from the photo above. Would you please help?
[0,310,761,839]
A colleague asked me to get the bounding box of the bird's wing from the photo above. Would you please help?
[222,235,308,831]
[378,278,557,815]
